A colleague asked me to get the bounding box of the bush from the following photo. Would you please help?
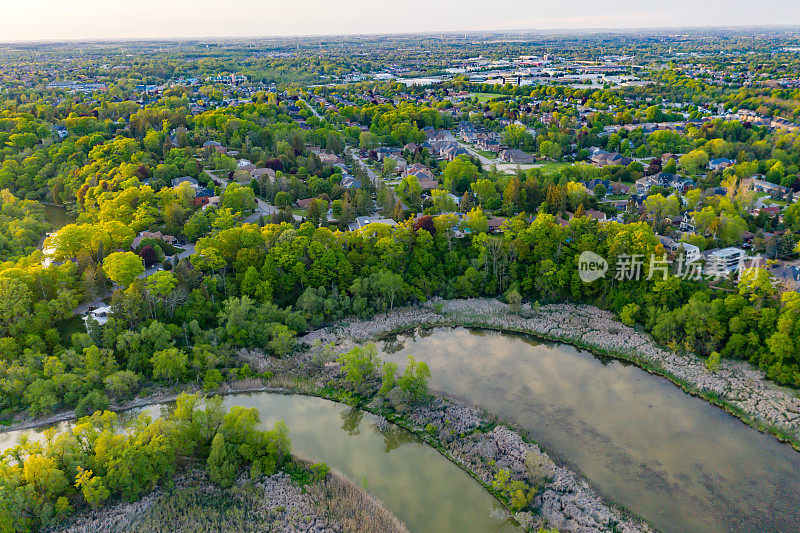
[620,303,640,327]
[492,468,536,512]
[706,351,721,372]
[203,369,224,391]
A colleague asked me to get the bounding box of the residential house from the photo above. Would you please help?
[748,178,791,197]
[707,247,747,272]
[658,236,701,262]
[441,144,468,161]
[418,177,439,191]
[53,125,68,140]
[708,158,734,171]
[486,216,508,233]
[251,167,276,183]
[585,209,607,222]
[348,216,398,232]
[404,163,435,182]
[759,205,782,218]
[376,147,402,161]
[131,231,177,250]
[193,195,212,207]
[679,212,696,233]
[476,134,501,153]
[297,197,318,209]
[769,263,800,291]
[499,149,536,164]
[341,174,362,189]
[589,149,632,167]
[172,176,199,189]
[635,176,658,195]
[585,178,612,196]
[386,154,408,171]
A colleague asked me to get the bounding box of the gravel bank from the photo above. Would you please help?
[302,298,800,447]
[295,297,800,531]
[49,466,407,533]
[380,395,649,532]
[49,469,342,533]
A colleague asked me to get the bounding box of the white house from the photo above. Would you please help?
[708,247,747,272]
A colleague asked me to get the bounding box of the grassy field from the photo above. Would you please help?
[531,161,572,175]
[469,92,506,103]
[475,148,500,160]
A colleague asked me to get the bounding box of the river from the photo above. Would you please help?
[377,327,800,533]
[40,204,75,267]
[6,326,799,532]
[0,393,517,533]
[43,203,76,231]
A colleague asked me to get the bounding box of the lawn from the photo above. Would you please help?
[475,148,500,160]
[469,92,506,103]
[458,141,499,161]
[531,161,572,175]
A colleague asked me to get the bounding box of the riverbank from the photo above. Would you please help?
[300,298,800,449]
[7,297,799,532]
[0,365,648,531]
[47,464,407,533]
[358,388,649,532]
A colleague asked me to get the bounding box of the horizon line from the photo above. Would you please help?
[2,23,800,46]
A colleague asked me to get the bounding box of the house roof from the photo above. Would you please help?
[487,216,508,229]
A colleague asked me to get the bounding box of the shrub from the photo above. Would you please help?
[620,303,640,326]
[203,369,224,391]
[492,468,536,512]
[706,351,721,372]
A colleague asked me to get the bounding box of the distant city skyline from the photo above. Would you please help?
[1,0,800,42]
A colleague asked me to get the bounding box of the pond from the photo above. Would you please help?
[377,327,800,533]
[0,393,517,533]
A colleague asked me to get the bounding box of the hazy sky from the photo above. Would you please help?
[2,0,800,41]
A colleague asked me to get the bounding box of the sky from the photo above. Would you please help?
[1,0,800,41]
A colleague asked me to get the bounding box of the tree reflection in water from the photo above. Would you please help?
[377,423,416,453]
[380,334,405,355]
[340,406,364,436]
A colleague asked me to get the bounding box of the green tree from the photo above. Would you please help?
[443,155,479,194]
[206,433,239,488]
[151,348,188,383]
[103,252,144,288]
[679,149,709,174]
[337,344,380,395]
[539,140,561,160]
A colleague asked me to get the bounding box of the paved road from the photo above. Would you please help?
[175,242,195,261]
[299,99,323,120]
[204,169,230,190]
[347,148,381,187]
[439,130,497,166]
